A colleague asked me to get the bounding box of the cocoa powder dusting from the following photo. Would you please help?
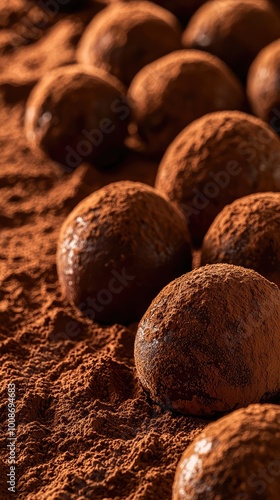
[0,3,206,499]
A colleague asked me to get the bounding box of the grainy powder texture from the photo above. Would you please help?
[0,2,207,499]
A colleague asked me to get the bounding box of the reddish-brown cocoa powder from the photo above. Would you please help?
[0,2,208,499]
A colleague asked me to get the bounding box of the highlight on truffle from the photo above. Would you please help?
[25,65,130,169]
[173,404,280,499]
[57,181,192,325]
[134,264,280,416]
[109,0,208,23]
[183,0,280,80]
[76,1,182,87]
[128,50,244,156]
[201,192,280,288]
[247,39,280,133]
[155,110,280,246]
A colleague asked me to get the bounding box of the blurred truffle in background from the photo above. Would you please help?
[183,0,280,81]
[76,1,182,86]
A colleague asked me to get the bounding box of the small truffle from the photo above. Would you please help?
[201,193,280,288]
[134,264,280,416]
[183,0,280,80]
[57,181,192,325]
[128,50,244,156]
[76,1,182,87]
[173,404,280,499]
[25,65,130,168]
[247,39,280,133]
[155,110,280,246]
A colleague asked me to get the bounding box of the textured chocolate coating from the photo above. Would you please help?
[134,264,280,416]
[173,404,280,499]
[201,193,280,288]
[247,39,280,133]
[156,110,280,246]
[57,181,192,325]
[128,50,244,157]
[25,65,130,168]
[76,1,182,87]
[183,0,280,80]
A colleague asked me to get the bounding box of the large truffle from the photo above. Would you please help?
[201,193,280,288]
[134,264,280,416]
[25,65,130,169]
[173,404,280,499]
[155,110,280,246]
[57,181,192,325]
[76,1,182,87]
[247,39,280,134]
[183,0,280,81]
[128,50,244,157]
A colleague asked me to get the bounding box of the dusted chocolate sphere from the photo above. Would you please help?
[156,110,280,246]
[183,0,280,80]
[57,181,192,325]
[135,264,280,416]
[201,193,280,288]
[76,1,182,87]
[173,404,280,499]
[25,65,130,169]
[128,50,244,156]
[248,39,280,133]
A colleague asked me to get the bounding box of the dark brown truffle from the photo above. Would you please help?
[76,1,182,87]
[25,65,130,169]
[134,264,280,416]
[201,193,280,288]
[183,0,280,81]
[57,181,192,325]
[173,404,280,499]
[247,39,280,134]
[128,50,244,157]
[155,110,280,246]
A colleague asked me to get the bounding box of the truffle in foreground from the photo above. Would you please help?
[57,181,192,325]
[173,404,280,499]
[135,264,280,416]
[201,192,280,288]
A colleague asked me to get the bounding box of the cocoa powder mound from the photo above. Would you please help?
[0,2,207,499]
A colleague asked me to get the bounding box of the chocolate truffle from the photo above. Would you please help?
[57,181,192,325]
[247,39,280,133]
[173,404,280,499]
[25,65,130,169]
[155,110,280,246]
[201,193,280,288]
[183,0,280,81]
[128,50,244,157]
[135,264,280,416]
[76,1,182,87]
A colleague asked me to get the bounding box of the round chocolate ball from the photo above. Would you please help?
[25,65,130,169]
[201,193,280,288]
[76,1,182,87]
[155,110,280,246]
[135,264,280,416]
[57,181,192,325]
[128,50,244,157]
[173,404,280,499]
[183,0,280,81]
[247,39,280,134]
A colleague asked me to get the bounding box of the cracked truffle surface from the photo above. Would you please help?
[155,110,280,246]
[201,193,280,288]
[128,50,244,156]
[247,39,280,133]
[25,65,130,168]
[76,1,182,86]
[173,404,280,499]
[183,0,280,80]
[57,181,192,325]
[134,264,280,416]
